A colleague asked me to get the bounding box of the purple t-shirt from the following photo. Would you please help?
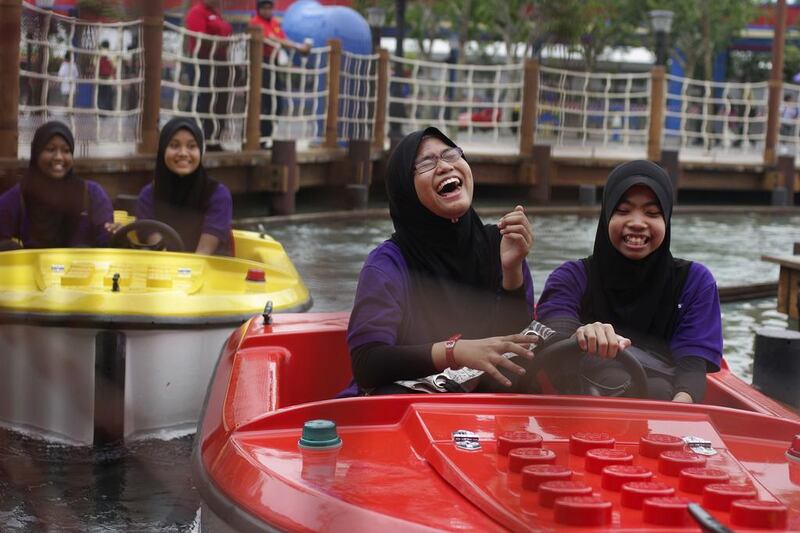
[135,182,232,255]
[0,182,113,247]
[347,240,535,351]
[536,260,723,370]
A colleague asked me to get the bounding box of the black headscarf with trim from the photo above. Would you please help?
[22,121,86,248]
[387,127,503,342]
[581,160,691,358]
[153,117,218,252]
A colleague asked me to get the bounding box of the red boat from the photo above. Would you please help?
[193,312,800,532]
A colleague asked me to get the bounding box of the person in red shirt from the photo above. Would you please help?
[97,41,115,111]
[185,0,233,146]
[249,0,310,145]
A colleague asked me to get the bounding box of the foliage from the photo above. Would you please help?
[642,0,759,80]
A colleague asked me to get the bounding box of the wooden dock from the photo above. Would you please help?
[762,254,800,319]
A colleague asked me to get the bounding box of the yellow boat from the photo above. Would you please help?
[0,215,310,446]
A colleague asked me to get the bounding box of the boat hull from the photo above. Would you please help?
[194,313,800,532]
[0,322,236,445]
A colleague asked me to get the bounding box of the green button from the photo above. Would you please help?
[298,419,342,449]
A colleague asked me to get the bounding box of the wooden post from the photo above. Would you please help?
[764,0,787,166]
[0,0,21,158]
[659,149,680,200]
[270,140,297,215]
[778,154,795,206]
[648,66,666,161]
[518,58,539,156]
[528,144,551,203]
[245,25,263,151]
[138,0,163,154]
[325,39,342,149]
[343,139,371,209]
[373,48,389,151]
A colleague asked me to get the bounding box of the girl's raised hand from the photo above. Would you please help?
[498,205,533,272]
[450,334,538,387]
[574,322,631,358]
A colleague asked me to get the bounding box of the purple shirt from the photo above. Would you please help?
[135,182,232,255]
[0,182,113,247]
[536,260,723,370]
[347,240,535,351]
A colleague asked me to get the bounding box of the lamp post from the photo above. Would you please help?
[446,33,460,122]
[366,7,386,53]
[648,10,674,67]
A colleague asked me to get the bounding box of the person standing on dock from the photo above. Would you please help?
[536,160,722,403]
[185,0,232,145]
[249,0,311,146]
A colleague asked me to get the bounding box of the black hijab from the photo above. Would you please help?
[153,118,218,251]
[22,121,86,248]
[581,160,691,358]
[387,127,503,341]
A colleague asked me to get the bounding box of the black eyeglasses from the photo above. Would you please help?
[414,146,464,175]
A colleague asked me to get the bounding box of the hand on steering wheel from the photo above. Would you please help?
[513,337,648,398]
[109,219,185,252]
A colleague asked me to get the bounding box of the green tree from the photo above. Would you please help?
[644,0,759,80]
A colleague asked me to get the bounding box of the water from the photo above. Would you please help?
[3,211,798,530]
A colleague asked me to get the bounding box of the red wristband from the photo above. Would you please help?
[445,333,462,370]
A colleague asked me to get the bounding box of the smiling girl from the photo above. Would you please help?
[0,121,114,250]
[346,127,536,395]
[134,118,232,255]
[536,160,722,403]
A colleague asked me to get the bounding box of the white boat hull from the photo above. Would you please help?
[0,323,233,445]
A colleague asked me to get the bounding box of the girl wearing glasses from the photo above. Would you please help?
[345,127,536,395]
[536,160,722,402]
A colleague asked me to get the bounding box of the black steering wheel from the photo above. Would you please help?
[110,219,185,252]
[513,337,648,398]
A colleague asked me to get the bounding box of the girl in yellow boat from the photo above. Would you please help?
[0,121,114,250]
[134,118,232,255]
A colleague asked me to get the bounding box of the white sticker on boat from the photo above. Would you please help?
[452,430,481,450]
[50,264,65,274]
[177,268,192,277]
[682,435,717,456]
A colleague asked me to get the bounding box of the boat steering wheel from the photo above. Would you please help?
[110,219,186,252]
[513,337,648,398]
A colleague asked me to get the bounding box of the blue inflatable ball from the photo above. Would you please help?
[282,0,372,55]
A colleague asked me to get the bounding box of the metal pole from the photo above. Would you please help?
[0,0,22,158]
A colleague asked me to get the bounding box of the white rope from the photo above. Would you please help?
[664,74,767,154]
[161,21,249,150]
[258,41,330,145]
[387,55,523,147]
[538,66,650,150]
[18,3,144,157]
[338,50,379,142]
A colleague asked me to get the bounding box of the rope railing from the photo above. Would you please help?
[387,55,524,150]
[161,21,249,151]
[779,83,800,154]
[18,3,144,158]
[664,75,768,157]
[338,50,379,142]
[259,40,330,148]
[537,66,651,154]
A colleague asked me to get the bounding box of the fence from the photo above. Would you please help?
[258,40,330,148]
[387,55,524,151]
[18,3,144,158]
[338,49,379,143]
[13,13,800,165]
[664,75,768,159]
[160,21,250,151]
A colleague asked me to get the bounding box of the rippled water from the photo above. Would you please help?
[4,211,798,531]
